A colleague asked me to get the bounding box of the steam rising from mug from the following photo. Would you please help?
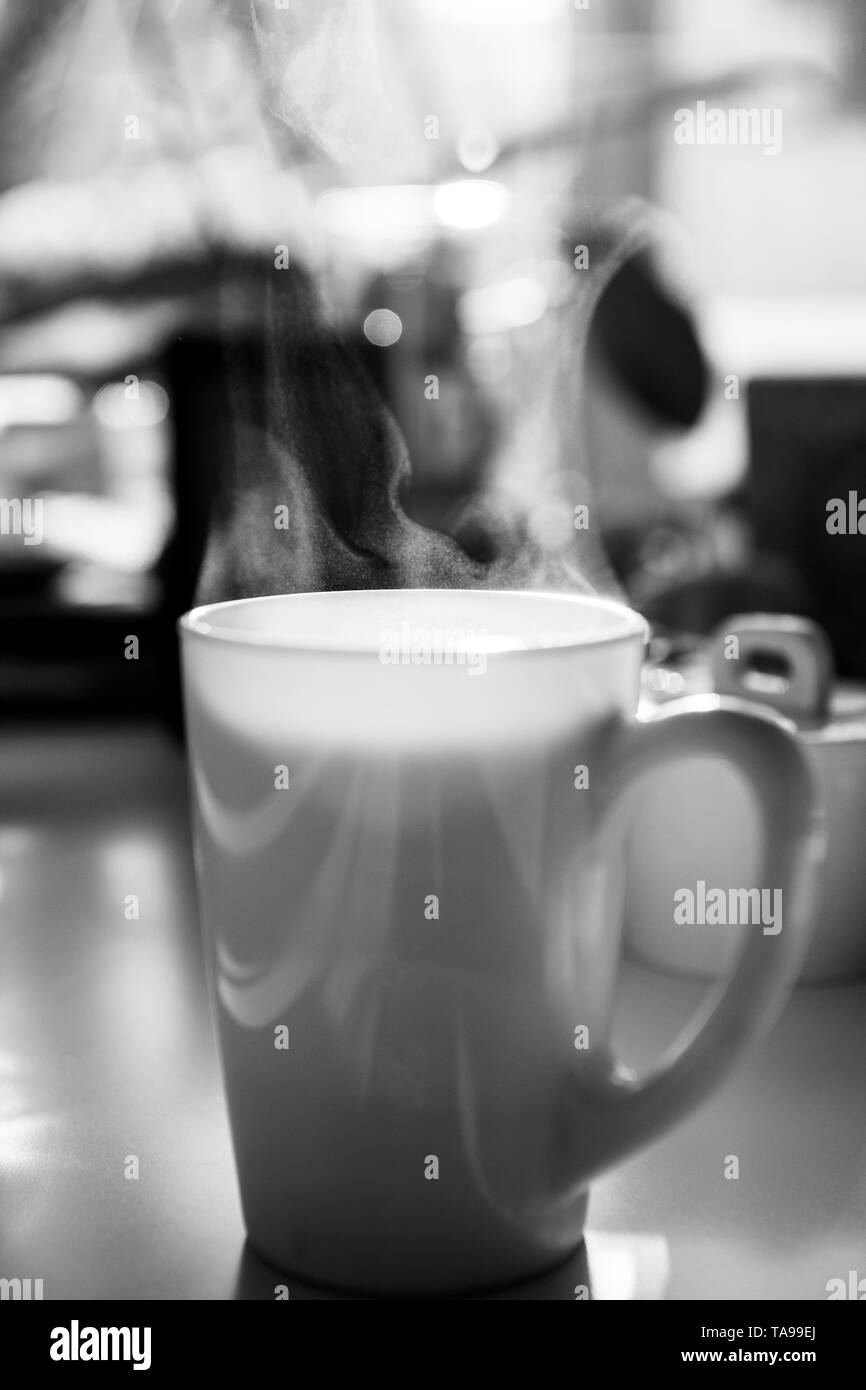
[0,0,665,607]
[191,0,663,605]
[194,207,650,605]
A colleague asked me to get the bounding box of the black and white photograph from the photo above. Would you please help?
[0,0,864,1353]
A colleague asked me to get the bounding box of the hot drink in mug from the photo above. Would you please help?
[180,588,820,1295]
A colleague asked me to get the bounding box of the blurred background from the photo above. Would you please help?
[0,0,865,720]
[2,0,866,1305]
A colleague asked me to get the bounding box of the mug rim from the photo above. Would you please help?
[178,588,648,657]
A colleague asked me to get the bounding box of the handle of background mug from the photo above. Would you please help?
[570,693,824,1184]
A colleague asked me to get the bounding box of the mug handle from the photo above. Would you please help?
[564,693,825,1184]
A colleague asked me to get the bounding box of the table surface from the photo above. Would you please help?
[1,723,864,1301]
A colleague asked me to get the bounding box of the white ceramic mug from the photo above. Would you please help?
[179,589,822,1296]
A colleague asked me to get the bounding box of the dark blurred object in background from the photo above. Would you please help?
[747,377,866,679]
[588,248,708,431]
[0,362,174,719]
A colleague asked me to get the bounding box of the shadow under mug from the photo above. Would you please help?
[179,589,823,1297]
